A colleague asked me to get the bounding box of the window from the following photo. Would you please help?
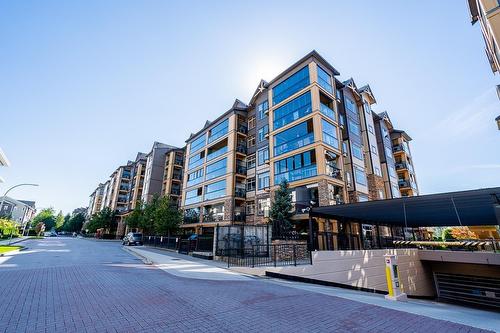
[368,124,374,134]
[248,116,256,129]
[208,119,229,144]
[247,135,256,148]
[206,144,227,161]
[188,151,205,170]
[364,102,371,114]
[358,194,369,202]
[351,143,364,160]
[273,119,314,156]
[185,188,202,205]
[317,65,333,93]
[274,150,317,184]
[205,158,227,180]
[204,180,226,201]
[374,167,382,177]
[371,145,377,155]
[378,190,385,200]
[354,166,367,186]
[273,66,310,105]
[184,207,200,223]
[344,97,357,116]
[257,172,270,190]
[190,135,206,154]
[246,177,256,191]
[257,148,269,166]
[187,169,204,187]
[336,89,342,100]
[258,100,268,119]
[258,124,269,142]
[273,92,312,130]
[246,202,256,215]
[257,198,270,216]
[389,165,397,178]
[392,185,401,198]
[348,119,361,137]
[247,154,256,169]
[322,119,339,149]
[385,146,393,159]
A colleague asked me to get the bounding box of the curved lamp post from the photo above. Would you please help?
[0,183,39,243]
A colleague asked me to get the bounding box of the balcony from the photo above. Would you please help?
[395,162,408,171]
[237,125,248,135]
[320,103,336,122]
[174,158,184,166]
[236,163,247,176]
[171,188,181,196]
[233,212,246,222]
[183,215,200,224]
[172,173,182,181]
[393,144,409,155]
[398,179,411,188]
[235,188,246,198]
[236,145,247,155]
[203,213,224,223]
[326,164,342,180]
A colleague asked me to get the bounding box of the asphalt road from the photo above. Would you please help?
[0,238,492,333]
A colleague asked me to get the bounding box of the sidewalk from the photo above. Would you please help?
[125,245,500,333]
[0,236,29,246]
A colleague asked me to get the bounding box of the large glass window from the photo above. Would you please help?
[205,158,227,180]
[247,154,256,169]
[187,169,204,187]
[273,92,312,130]
[258,124,269,142]
[257,148,269,166]
[344,97,357,116]
[274,150,317,184]
[273,66,310,105]
[257,172,270,190]
[190,135,206,154]
[258,100,268,120]
[351,143,364,160]
[257,198,270,216]
[188,151,205,170]
[206,145,227,161]
[207,119,229,144]
[322,120,339,149]
[274,119,314,156]
[204,180,226,201]
[246,177,256,191]
[185,188,202,205]
[317,65,333,93]
[348,119,361,137]
[354,166,367,186]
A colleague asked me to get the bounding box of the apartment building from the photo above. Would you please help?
[141,142,181,203]
[161,147,185,205]
[0,196,36,228]
[128,152,147,210]
[181,100,249,234]
[87,183,104,218]
[180,51,418,238]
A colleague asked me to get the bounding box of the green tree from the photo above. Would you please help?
[0,218,18,238]
[124,203,144,230]
[140,195,159,234]
[61,214,71,231]
[32,208,57,231]
[442,228,454,241]
[154,196,182,236]
[55,211,64,230]
[269,179,293,238]
[86,207,116,233]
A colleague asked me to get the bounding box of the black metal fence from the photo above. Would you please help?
[218,243,312,268]
[215,224,271,256]
[143,235,214,253]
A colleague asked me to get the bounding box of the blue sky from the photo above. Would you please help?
[1,1,499,214]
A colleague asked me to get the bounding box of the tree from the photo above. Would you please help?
[153,196,182,236]
[86,207,116,233]
[63,213,85,232]
[124,203,144,230]
[55,211,65,230]
[32,208,57,231]
[140,195,159,234]
[269,179,293,238]
[442,228,455,241]
[61,214,71,231]
[0,218,18,238]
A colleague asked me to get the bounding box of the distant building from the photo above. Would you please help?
[0,196,36,228]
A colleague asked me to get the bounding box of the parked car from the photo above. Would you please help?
[122,232,143,246]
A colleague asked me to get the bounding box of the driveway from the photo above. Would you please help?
[0,238,493,332]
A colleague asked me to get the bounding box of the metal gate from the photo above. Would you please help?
[434,272,500,309]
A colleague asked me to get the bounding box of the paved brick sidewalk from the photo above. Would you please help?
[0,238,493,333]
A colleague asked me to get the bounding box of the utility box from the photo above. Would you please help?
[384,254,407,301]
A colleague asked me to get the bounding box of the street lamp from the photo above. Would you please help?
[0,183,39,243]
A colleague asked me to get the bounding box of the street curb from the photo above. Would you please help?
[122,246,153,265]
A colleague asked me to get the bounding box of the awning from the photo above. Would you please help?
[310,187,500,227]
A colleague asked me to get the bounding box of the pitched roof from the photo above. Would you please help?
[358,84,377,103]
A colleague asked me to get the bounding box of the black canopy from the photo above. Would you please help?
[310,187,500,227]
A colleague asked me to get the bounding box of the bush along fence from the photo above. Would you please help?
[142,235,214,254]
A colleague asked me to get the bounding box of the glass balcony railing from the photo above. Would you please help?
[395,162,408,170]
[236,164,246,175]
[207,146,228,161]
[235,188,246,198]
[320,103,336,121]
[203,214,224,223]
[233,212,246,222]
[237,125,248,134]
[398,179,410,188]
[326,165,342,180]
[236,145,247,154]
[274,165,317,185]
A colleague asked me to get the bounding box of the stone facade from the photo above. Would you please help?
[367,174,385,200]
